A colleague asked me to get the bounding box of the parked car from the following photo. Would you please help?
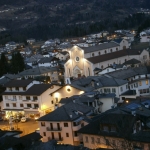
[21,117,27,123]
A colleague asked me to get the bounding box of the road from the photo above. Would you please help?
[0,119,39,136]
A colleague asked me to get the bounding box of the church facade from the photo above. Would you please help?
[64,46,94,78]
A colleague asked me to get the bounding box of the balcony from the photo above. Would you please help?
[72,124,81,131]
[47,127,62,131]
[74,136,80,141]
[7,99,17,101]
[24,107,38,111]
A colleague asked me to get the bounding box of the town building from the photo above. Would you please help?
[78,101,150,149]
[38,101,93,145]
[2,79,61,118]
[64,44,149,79]
[19,66,61,82]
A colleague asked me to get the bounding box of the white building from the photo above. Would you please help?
[64,45,149,79]
[2,79,61,118]
[38,101,93,145]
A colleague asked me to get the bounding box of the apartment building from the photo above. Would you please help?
[38,101,94,145]
[107,66,150,96]
[2,79,61,118]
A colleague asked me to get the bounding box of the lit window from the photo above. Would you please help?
[146,80,148,85]
[139,81,142,86]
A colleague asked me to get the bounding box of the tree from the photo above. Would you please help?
[0,53,8,76]
[11,52,25,74]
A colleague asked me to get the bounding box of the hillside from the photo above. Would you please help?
[0,0,150,43]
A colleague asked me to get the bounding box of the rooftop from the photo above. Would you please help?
[4,79,33,87]
[82,42,119,53]
[38,101,93,121]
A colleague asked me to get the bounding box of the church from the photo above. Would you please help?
[64,46,94,79]
[64,41,149,80]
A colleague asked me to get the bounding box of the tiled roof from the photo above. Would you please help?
[107,66,150,80]
[19,66,59,76]
[123,58,141,65]
[2,84,57,96]
[38,101,93,121]
[4,79,33,87]
[82,42,119,53]
[87,50,127,64]
[38,57,59,63]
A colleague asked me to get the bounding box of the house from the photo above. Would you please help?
[68,75,128,98]
[2,79,61,117]
[38,101,94,145]
[78,103,150,150]
[25,54,44,68]
[20,47,32,56]
[19,66,61,82]
[5,42,18,50]
[55,51,69,60]
[43,39,56,47]
[59,92,118,114]
[97,64,124,75]
[112,38,129,50]
[122,33,134,42]
[123,58,141,67]
[140,29,150,43]
[27,38,36,44]
[107,66,150,96]
[38,57,59,67]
